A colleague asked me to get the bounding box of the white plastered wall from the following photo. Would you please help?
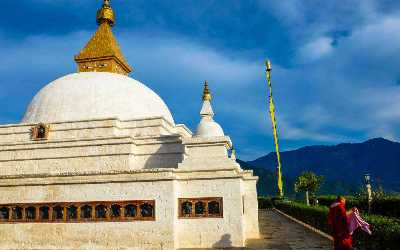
[242,178,260,239]
[0,181,177,250]
[175,178,245,249]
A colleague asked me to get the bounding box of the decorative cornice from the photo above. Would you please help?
[0,168,257,187]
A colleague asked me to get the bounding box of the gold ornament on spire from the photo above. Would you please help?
[97,0,115,26]
[74,0,132,75]
[266,60,272,72]
[202,81,212,101]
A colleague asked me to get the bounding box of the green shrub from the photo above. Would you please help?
[258,196,285,209]
[275,201,400,250]
[353,214,400,250]
[257,197,273,209]
[318,196,366,211]
[370,197,400,218]
[317,195,400,218]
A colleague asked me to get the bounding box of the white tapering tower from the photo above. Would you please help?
[195,81,224,137]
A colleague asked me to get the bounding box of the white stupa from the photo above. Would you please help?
[0,1,259,249]
[195,81,225,138]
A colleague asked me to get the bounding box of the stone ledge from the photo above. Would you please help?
[0,116,173,128]
[0,168,255,187]
[0,134,182,148]
[0,116,184,143]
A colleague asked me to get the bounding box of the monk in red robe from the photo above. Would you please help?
[327,196,354,250]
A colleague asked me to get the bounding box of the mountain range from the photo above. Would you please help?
[238,138,400,197]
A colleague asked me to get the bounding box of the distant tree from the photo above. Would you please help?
[373,186,386,200]
[294,171,324,206]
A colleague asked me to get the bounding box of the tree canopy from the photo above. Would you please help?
[294,171,324,205]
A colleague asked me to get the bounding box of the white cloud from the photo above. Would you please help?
[259,0,379,40]
[297,37,334,63]
[257,0,305,26]
[271,14,400,143]
[118,32,261,87]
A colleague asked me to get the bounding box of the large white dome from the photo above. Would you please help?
[22,72,174,124]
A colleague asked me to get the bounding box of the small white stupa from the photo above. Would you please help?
[195,81,225,138]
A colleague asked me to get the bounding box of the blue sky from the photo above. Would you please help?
[1,0,400,160]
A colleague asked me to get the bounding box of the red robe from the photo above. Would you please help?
[327,202,353,250]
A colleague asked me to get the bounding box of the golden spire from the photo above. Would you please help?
[74,0,132,75]
[97,0,115,26]
[202,81,212,101]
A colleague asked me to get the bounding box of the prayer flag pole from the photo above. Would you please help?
[265,60,284,197]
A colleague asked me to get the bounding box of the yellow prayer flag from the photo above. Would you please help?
[266,60,284,197]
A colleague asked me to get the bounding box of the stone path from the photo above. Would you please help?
[189,209,332,250]
[244,209,332,250]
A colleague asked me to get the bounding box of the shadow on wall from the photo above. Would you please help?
[212,234,233,248]
[142,137,184,169]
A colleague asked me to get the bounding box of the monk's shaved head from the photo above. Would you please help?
[337,196,346,204]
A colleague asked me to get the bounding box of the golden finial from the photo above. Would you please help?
[266,60,272,72]
[75,0,132,75]
[97,0,115,26]
[202,80,212,101]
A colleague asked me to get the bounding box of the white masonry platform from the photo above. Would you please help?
[0,114,259,249]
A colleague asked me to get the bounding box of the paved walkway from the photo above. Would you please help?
[187,209,332,250]
[244,209,332,250]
